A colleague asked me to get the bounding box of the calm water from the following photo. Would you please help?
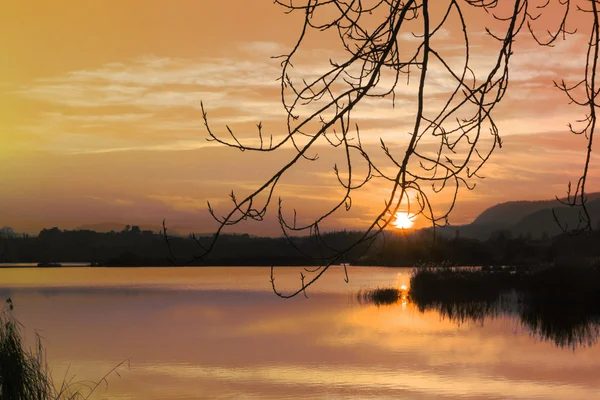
[1,267,599,399]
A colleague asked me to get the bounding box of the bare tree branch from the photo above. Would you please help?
[179,0,596,296]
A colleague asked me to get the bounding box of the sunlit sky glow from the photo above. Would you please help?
[393,213,415,230]
[1,1,598,235]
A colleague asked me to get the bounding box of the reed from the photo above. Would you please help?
[0,299,125,400]
[407,263,600,349]
[356,287,401,306]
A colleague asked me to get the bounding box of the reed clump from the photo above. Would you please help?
[408,266,521,306]
[0,298,125,400]
[357,287,402,306]
[409,263,600,304]
[407,263,600,349]
[0,298,54,400]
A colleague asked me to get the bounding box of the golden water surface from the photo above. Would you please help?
[1,267,599,399]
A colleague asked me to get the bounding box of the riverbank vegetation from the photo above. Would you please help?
[358,262,600,349]
[356,287,402,306]
[0,299,124,399]
[409,262,600,306]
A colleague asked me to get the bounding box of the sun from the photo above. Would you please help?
[392,212,415,229]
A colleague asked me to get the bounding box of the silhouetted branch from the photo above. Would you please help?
[162,219,178,265]
[184,0,596,296]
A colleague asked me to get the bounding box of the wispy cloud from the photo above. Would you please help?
[71,140,220,155]
[14,31,586,157]
[147,194,209,212]
[85,195,135,206]
[13,49,289,154]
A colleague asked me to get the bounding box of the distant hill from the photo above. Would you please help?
[472,192,600,227]
[511,198,600,238]
[473,200,560,228]
[432,193,600,240]
[75,223,164,234]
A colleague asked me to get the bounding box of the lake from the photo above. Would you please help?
[1,266,599,399]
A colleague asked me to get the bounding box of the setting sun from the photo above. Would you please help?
[392,212,415,229]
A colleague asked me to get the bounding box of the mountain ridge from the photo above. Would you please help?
[438,193,600,239]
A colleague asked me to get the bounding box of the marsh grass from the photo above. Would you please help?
[409,264,600,304]
[409,266,521,305]
[0,299,126,400]
[356,263,600,348]
[356,287,402,306]
[407,264,600,349]
[0,303,51,399]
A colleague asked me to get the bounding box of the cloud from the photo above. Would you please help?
[85,196,134,206]
[147,194,209,212]
[71,140,220,155]
[239,41,287,55]
[12,51,289,154]
[9,35,595,225]
[41,112,153,124]
[14,29,587,157]
[29,55,281,91]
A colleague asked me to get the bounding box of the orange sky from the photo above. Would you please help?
[1,1,598,235]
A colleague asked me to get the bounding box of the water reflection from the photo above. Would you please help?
[359,284,600,349]
[520,295,600,349]
[2,267,600,399]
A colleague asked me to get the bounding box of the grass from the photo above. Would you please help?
[356,287,402,306]
[0,299,52,400]
[407,263,600,349]
[356,263,600,348]
[408,266,523,310]
[408,263,600,304]
[0,299,126,400]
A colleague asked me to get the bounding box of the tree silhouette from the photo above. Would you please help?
[170,0,598,297]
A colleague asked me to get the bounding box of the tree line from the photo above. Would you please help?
[1,226,598,267]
